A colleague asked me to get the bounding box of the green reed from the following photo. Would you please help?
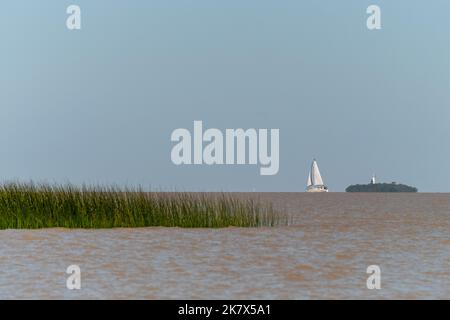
[0,183,286,229]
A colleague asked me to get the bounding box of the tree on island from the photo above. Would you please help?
[345,183,417,192]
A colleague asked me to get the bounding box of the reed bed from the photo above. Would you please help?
[0,183,287,229]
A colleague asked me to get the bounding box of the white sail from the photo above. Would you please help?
[305,158,328,192]
[311,159,324,186]
[307,171,312,187]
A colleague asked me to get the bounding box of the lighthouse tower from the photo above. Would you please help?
[370,174,376,185]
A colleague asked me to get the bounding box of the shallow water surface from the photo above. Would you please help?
[0,193,449,299]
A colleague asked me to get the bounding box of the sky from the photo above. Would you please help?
[1,0,450,192]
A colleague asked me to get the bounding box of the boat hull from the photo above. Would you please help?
[306,185,329,193]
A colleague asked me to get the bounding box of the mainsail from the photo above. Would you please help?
[306,159,328,192]
[307,159,324,187]
[311,159,324,186]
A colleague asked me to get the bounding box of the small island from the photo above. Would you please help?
[346,175,418,192]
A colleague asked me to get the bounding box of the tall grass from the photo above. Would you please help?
[0,183,286,229]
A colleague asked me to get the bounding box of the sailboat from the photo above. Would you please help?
[306,159,329,192]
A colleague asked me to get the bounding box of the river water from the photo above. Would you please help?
[0,193,449,299]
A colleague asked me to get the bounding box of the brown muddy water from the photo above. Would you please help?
[0,193,449,299]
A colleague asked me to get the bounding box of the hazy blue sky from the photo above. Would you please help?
[1,1,449,191]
